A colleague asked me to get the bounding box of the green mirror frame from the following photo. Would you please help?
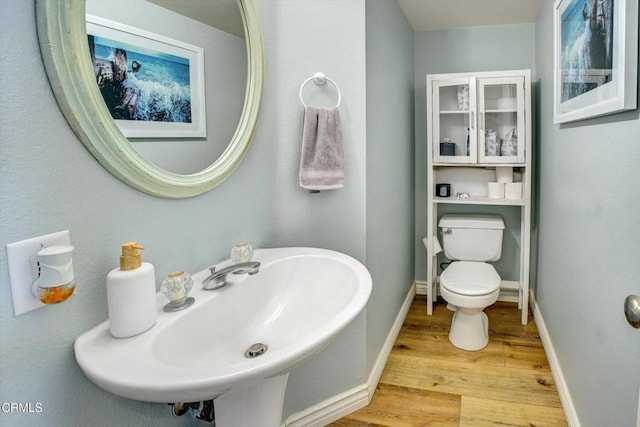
[36,0,264,198]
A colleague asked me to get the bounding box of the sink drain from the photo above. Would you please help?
[244,343,268,358]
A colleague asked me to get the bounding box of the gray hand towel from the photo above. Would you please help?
[298,106,344,190]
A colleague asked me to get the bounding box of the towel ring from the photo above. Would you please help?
[299,72,341,108]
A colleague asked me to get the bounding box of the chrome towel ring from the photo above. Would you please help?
[299,72,341,108]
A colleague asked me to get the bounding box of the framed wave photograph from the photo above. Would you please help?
[553,0,638,123]
[86,15,206,138]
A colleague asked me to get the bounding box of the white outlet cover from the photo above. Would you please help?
[6,230,72,316]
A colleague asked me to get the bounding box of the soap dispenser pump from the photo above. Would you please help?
[106,242,157,338]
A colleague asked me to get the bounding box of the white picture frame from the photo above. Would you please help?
[86,15,206,138]
[553,0,638,124]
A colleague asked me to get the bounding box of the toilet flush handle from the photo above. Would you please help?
[443,228,453,235]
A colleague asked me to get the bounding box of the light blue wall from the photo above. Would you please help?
[534,2,640,425]
[258,0,368,418]
[0,0,368,425]
[413,24,536,281]
[365,0,415,372]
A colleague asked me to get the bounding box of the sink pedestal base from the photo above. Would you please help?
[214,373,289,427]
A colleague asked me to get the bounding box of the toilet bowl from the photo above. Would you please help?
[440,261,500,350]
[438,215,505,351]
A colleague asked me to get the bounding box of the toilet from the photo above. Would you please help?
[438,214,504,351]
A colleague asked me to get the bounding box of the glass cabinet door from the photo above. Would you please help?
[477,77,525,164]
[432,78,477,163]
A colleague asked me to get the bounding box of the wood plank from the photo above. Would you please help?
[393,328,506,367]
[399,303,450,333]
[329,419,384,426]
[331,383,460,427]
[460,396,568,426]
[484,303,541,344]
[380,353,562,408]
[503,340,550,371]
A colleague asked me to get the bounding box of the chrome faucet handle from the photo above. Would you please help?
[202,266,225,290]
[202,262,260,290]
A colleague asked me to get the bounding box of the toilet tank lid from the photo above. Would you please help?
[439,214,505,230]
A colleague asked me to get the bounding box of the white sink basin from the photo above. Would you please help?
[74,247,372,426]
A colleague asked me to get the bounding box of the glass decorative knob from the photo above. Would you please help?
[161,271,194,312]
[231,242,253,263]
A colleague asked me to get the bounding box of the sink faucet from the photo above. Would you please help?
[202,261,260,290]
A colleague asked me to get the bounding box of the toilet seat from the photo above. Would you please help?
[440,261,500,296]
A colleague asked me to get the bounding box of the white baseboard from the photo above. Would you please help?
[366,281,416,397]
[529,293,581,427]
[284,282,416,426]
[415,280,429,295]
[283,384,369,427]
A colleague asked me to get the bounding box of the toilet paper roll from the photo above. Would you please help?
[487,182,505,199]
[495,166,514,183]
[422,235,443,255]
[505,182,523,200]
[432,235,443,255]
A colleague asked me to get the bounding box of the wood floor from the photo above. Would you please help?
[329,296,567,426]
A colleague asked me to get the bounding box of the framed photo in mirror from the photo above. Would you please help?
[87,15,206,138]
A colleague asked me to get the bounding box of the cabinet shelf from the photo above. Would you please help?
[485,109,517,113]
[438,109,518,115]
[433,162,526,168]
[434,196,525,206]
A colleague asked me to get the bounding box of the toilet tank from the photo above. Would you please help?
[439,215,505,262]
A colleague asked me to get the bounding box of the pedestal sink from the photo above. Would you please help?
[74,247,372,426]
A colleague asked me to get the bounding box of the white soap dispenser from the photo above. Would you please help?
[106,242,157,338]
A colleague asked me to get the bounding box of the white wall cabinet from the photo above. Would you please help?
[426,69,532,324]
[432,75,526,164]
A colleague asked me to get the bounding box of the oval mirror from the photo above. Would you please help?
[36,0,264,198]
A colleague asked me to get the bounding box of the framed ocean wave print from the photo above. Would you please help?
[553,0,638,123]
[86,15,206,138]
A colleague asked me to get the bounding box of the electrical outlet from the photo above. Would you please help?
[6,230,71,316]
